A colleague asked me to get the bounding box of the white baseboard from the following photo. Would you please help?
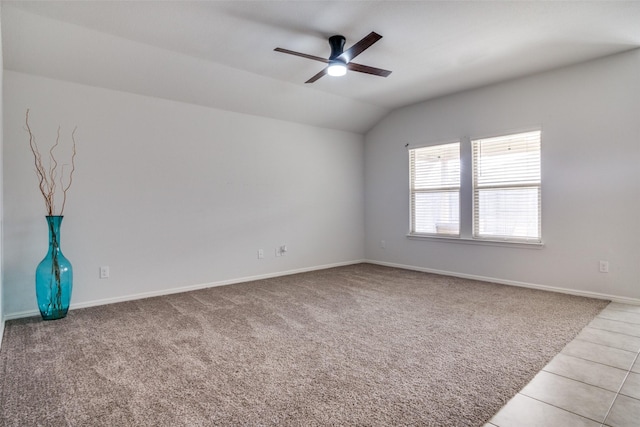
[3,259,366,321]
[365,259,640,305]
[6,258,638,322]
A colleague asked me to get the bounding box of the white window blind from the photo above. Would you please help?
[472,131,541,242]
[409,142,460,236]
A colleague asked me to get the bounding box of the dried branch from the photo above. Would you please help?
[59,127,78,215]
[25,109,52,215]
[25,109,78,216]
[47,127,61,213]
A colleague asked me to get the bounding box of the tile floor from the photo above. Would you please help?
[486,302,640,427]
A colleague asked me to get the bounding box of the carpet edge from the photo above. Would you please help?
[366,259,638,305]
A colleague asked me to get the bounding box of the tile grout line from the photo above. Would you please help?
[585,324,640,339]
[600,305,640,312]
[596,313,640,324]
[572,337,640,355]
[597,315,640,326]
[581,325,640,343]
[573,333,639,347]
[560,346,636,372]
[599,313,640,319]
[515,391,608,425]
[599,339,640,426]
[541,364,626,395]
[603,307,640,313]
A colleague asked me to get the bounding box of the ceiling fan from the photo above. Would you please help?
[274,31,392,83]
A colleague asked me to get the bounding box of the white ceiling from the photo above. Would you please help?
[3,1,640,133]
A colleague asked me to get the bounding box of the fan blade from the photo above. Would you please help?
[305,68,328,83]
[274,47,329,64]
[347,62,392,77]
[338,31,382,63]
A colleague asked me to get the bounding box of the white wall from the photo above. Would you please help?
[3,71,365,318]
[364,49,640,301]
[0,3,5,339]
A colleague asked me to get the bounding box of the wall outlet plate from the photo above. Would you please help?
[599,260,609,273]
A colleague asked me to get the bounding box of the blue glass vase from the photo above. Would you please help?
[36,215,73,320]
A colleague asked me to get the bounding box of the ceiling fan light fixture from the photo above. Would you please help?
[274,32,391,83]
[327,60,347,77]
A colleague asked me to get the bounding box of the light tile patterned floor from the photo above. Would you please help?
[486,302,640,427]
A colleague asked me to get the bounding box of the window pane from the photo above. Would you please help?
[476,187,539,239]
[475,131,541,186]
[412,143,460,189]
[473,131,541,242]
[413,191,459,235]
[410,142,460,236]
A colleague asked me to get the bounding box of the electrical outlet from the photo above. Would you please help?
[599,260,609,273]
[257,249,264,259]
[381,240,386,249]
[100,266,110,279]
[275,245,287,257]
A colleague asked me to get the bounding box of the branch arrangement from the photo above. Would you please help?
[25,109,78,216]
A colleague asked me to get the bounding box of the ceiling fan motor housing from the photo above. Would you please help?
[329,35,346,60]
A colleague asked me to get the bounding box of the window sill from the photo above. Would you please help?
[406,234,544,249]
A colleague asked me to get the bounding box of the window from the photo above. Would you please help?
[472,131,541,242]
[409,142,460,236]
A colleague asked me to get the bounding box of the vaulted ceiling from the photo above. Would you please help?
[3,1,640,133]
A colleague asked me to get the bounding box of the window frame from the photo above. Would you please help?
[408,141,461,237]
[406,128,543,248]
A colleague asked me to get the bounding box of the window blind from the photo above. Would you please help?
[409,142,460,235]
[472,131,541,242]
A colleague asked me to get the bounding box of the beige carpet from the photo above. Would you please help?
[0,263,608,426]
